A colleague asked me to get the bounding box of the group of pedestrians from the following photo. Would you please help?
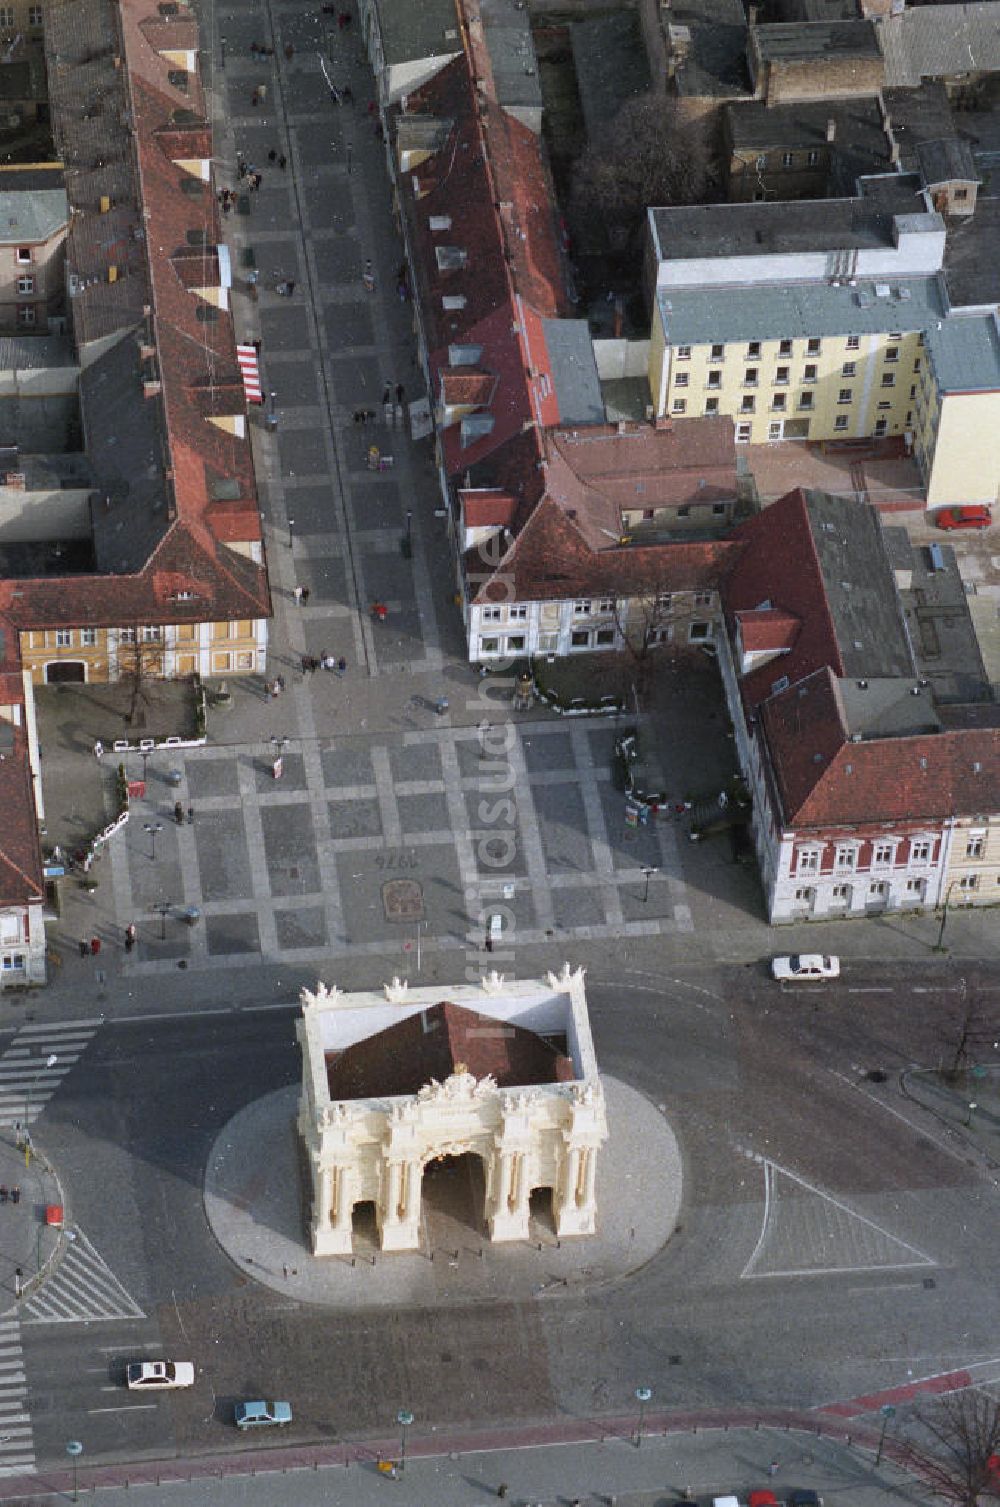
[301,654,347,675]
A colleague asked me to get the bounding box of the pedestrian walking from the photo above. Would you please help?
[301,654,312,675]
[251,87,260,106]
[284,42,294,59]
[278,153,287,169]
[187,806,194,825]
[342,83,354,105]
[258,84,267,103]
[79,938,89,959]
[90,936,101,957]
[293,584,304,604]
[336,656,346,675]
[93,739,103,760]
[395,381,405,407]
[382,381,392,406]
[268,148,277,163]
[300,585,310,605]
[272,755,283,780]
[328,83,341,105]
[124,922,137,952]
[321,651,336,670]
[10,1188,20,1206]
[275,674,286,693]
[363,260,375,293]
[767,1460,779,1479]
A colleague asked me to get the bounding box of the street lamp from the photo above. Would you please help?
[396,1408,414,1473]
[66,1440,83,1502]
[153,901,171,941]
[143,821,163,861]
[634,1385,652,1447]
[288,515,295,549]
[934,878,960,953]
[875,1403,895,1466]
[641,865,658,903]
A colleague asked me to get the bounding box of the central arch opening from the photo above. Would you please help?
[421,1151,485,1239]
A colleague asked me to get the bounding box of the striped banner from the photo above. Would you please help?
[236,343,262,404]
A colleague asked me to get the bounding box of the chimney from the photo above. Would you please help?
[826,117,837,142]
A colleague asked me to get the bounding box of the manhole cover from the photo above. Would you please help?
[383,879,424,922]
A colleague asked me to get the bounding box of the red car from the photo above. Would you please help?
[749,1494,780,1507]
[935,505,992,530]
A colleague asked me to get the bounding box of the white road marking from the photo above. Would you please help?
[87,1403,157,1414]
[829,1068,975,1168]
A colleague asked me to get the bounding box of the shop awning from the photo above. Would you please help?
[236,343,262,404]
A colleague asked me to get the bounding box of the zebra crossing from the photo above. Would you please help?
[21,1228,144,1325]
[0,1319,35,1476]
[0,1018,103,1128]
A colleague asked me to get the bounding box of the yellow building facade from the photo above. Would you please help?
[18,619,267,686]
[941,817,1000,911]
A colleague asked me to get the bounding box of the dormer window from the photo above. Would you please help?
[442,295,466,310]
[429,215,452,232]
[448,343,482,366]
[435,246,468,271]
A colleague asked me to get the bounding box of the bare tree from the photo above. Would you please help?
[898,1392,1000,1507]
[120,625,163,727]
[939,981,997,1083]
[574,94,711,248]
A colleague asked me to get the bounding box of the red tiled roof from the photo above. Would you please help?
[761,668,1000,827]
[724,489,840,714]
[440,371,498,408]
[548,419,738,507]
[0,720,44,907]
[737,606,801,652]
[433,305,535,476]
[461,489,518,528]
[471,495,741,603]
[325,1001,575,1100]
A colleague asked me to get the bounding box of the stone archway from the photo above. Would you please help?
[421,1149,487,1239]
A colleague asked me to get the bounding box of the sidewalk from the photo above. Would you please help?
[0,1421,930,1504]
[901,1062,1000,1174]
[0,1129,63,1314]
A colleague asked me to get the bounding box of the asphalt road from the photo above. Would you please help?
[15,957,1000,1470]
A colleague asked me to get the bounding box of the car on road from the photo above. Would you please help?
[749,1493,779,1507]
[234,1399,292,1430]
[771,953,840,981]
[789,1492,823,1507]
[126,1360,194,1390]
[934,505,992,530]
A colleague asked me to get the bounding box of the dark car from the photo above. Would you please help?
[789,1491,823,1507]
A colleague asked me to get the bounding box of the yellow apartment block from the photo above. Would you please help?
[18,619,267,686]
[942,818,1000,910]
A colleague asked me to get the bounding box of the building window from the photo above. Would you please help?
[736,422,752,442]
[798,392,813,411]
[807,149,820,166]
[744,367,758,386]
[740,395,755,413]
[16,275,33,295]
[55,629,72,647]
[873,842,894,867]
[119,627,136,643]
[482,607,501,622]
[28,4,42,21]
[782,151,794,168]
[796,849,820,874]
[881,373,895,389]
[642,508,654,520]
[480,637,500,654]
[747,342,761,358]
[707,371,722,389]
[676,346,691,360]
[775,366,789,385]
[803,364,817,383]
[142,626,162,642]
[834,415,849,431]
[772,394,786,412]
[846,335,860,350]
[910,840,931,864]
[509,605,527,621]
[794,887,815,904]
[81,628,97,646]
[806,338,821,355]
[1,955,25,973]
[595,628,614,646]
[675,372,689,388]
[694,591,712,606]
[656,593,672,609]
[831,883,850,900]
[885,345,899,362]
[905,878,924,896]
[0,6,16,23]
[835,846,857,872]
[958,874,979,893]
[704,398,719,415]
[672,399,687,414]
[505,635,525,652]
[688,621,710,641]
[16,305,35,326]
[574,600,591,616]
[966,833,986,858]
[14,247,30,264]
[842,361,856,377]
[877,400,891,411]
[710,343,724,361]
[874,418,888,436]
[869,880,888,898]
[913,359,921,373]
[954,187,969,201]
[598,599,614,613]
[570,630,589,648]
[778,339,792,357]
[838,388,852,404]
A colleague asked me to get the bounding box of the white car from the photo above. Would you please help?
[126,1360,195,1391]
[771,953,840,982]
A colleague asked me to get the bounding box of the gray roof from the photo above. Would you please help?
[657,274,947,345]
[773,0,857,20]
[806,489,914,680]
[754,19,881,62]
[943,194,1000,308]
[838,676,942,737]
[0,334,76,370]
[651,176,927,261]
[0,186,68,244]
[541,318,605,428]
[877,5,1000,88]
[924,310,1000,394]
[479,0,542,114]
[571,13,651,138]
[724,98,892,192]
[373,0,460,66]
[915,137,979,188]
[888,526,989,702]
[665,0,750,99]
[881,82,957,174]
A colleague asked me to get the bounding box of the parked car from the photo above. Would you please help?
[234,1399,292,1430]
[789,1492,823,1507]
[771,953,840,981]
[126,1360,194,1390]
[935,505,992,530]
[749,1493,780,1507]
